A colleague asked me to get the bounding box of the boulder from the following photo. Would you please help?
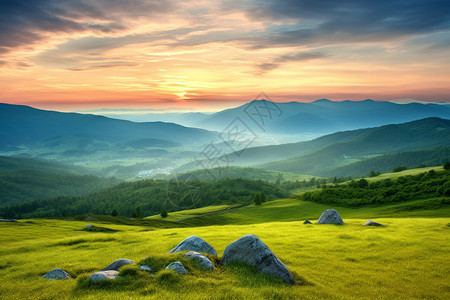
[42,268,71,280]
[101,258,134,271]
[169,236,217,256]
[89,270,119,282]
[85,224,93,229]
[221,234,295,284]
[139,265,154,273]
[182,252,215,270]
[165,262,187,274]
[363,220,386,227]
[316,209,344,224]
[303,220,312,224]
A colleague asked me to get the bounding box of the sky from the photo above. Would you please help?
[0,0,449,111]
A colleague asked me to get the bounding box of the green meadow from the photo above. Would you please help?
[1,197,449,299]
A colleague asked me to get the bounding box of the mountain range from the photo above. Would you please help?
[0,103,216,151]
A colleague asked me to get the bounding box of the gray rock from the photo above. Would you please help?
[182,252,215,270]
[169,236,217,256]
[42,268,71,280]
[101,258,134,271]
[165,262,187,274]
[89,270,119,282]
[0,219,17,222]
[221,234,295,284]
[303,220,312,224]
[363,220,386,227]
[316,209,344,224]
[85,224,93,229]
[139,265,153,273]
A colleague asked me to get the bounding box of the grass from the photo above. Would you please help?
[364,166,444,182]
[1,214,449,299]
[147,196,450,227]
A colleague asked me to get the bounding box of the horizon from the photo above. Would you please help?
[2,97,450,115]
[1,0,449,111]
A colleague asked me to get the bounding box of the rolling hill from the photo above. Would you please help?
[0,103,216,151]
[0,156,118,206]
[259,117,450,175]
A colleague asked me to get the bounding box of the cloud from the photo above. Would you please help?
[0,0,175,54]
[256,51,327,73]
[229,0,450,48]
[66,62,139,71]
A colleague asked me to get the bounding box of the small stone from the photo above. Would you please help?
[42,268,71,280]
[101,259,134,271]
[89,270,119,282]
[303,220,312,224]
[139,265,153,273]
[362,220,386,227]
[316,209,344,224]
[182,252,215,270]
[169,236,217,256]
[165,262,187,274]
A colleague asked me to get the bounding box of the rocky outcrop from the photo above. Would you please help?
[101,259,134,271]
[182,252,215,270]
[362,220,386,227]
[165,262,187,274]
[221,234,295,284]
[42,268,71,280]
[89,270,119,282]
[303,220,312,224]
[139,265,153,273]
[169,236,217,256]
[316,209,344,224]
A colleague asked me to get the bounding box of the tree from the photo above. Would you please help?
[160,208,168,218]
[254,193,262,205]
[444,161,450,170]
[111,208,118,217]
[133,206,142,218]
[260,192,266,203]
[368,171,380,177]
[393,166,407,173]
[275,173,283,186]
[358,179,369,188]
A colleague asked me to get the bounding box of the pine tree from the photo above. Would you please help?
[444,161,450,170]
[111,208,118,217]
[160,208,168,218]
[133,206,142,218]
[260,192,266,203]
[254,193,262,205]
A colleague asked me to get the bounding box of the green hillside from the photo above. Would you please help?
[325,146,450,176]
[0,167,449,299]
[259,117,450,175]
[0,156,118,206]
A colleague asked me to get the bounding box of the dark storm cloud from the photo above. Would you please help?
[230,0,450,48]
[0,0,175,54]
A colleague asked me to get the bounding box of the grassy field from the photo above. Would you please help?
[364,166,445,182]
[1,203,449,299]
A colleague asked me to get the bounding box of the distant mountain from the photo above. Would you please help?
[101,111,211,127]
[259,117,450,176]
[195,99,450,135]
[0,156,118,206]
[0,103,216,151]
